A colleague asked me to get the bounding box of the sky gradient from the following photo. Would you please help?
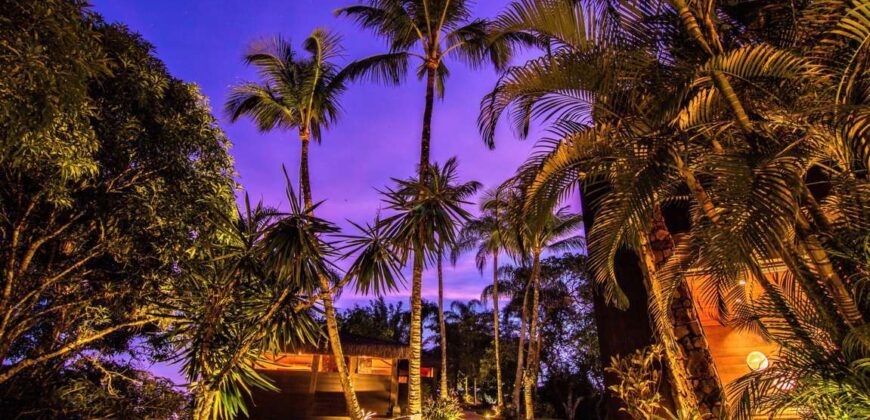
[91,0,549,308]
[89,0,558,385]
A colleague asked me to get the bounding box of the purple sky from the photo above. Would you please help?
[91,0,550,308]
[90,0,560,382]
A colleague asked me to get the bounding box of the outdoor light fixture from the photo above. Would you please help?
[746,351,769,371]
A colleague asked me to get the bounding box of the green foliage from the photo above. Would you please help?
[605,344,674,420]
[0,358,188,419]
[0,1,235,417]
[165,185,327,420]
[338,297,412,342]
[422,394,465,420]
[481,0,870,417]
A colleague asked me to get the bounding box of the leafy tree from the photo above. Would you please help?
[0,358,188,419]
[0,2,235,417]
[338,297,412,342]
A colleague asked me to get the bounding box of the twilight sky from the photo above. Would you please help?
[91,0,551,310]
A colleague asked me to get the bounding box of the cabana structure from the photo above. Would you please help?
[245,333,436,419]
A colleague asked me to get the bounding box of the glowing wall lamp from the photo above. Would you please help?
[746,351,769,371]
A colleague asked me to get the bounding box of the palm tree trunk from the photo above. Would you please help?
[636,235,700,417]
[419,64,436,179]
[512,271,531,413]
[300,134,313,209]
[299,130,364,420]
[408,243,425,419]
[492,252,504,412]
[438,250,449,399]
[794,216,864,327]
[319,275,365,420]
[523,250,542,420]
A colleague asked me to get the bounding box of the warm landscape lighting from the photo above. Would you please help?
[746,351,769,371]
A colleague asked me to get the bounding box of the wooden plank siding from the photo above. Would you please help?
[685,264,798,418]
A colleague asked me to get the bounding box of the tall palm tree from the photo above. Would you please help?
[224,30,369,419]
[380,157,480,418]
[516,202,584,419]
[453,189,511,412]
[336,0,502,180]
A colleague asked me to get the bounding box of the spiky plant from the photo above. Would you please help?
[167,185,324,420]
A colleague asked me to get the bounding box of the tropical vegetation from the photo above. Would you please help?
[2,0,869,419]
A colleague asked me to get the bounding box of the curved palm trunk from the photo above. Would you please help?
[636,234,700,416]
[523,250,542,420]
[512,272,531,413]
[299,132,364,420]
[437,251,449,399]
[408,245,425,418]
[492,252,504,412]
[419,65,436,179]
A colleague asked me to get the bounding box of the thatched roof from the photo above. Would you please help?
[289,333,410,359]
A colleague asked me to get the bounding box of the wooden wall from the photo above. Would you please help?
[685,275,781,397]
[245,355,399,419]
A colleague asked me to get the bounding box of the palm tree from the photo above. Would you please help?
[453,189,511,411]
[380,157,480,417]
[515,202,584,419]
[226,30,345,208]
[480,0,870,417]
[336,0,502,180]
[445,299,488,403]
[224,30,369,419]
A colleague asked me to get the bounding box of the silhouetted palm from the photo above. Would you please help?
[453,189,512,411]
[379,157,480,416]
[337,0,502,180]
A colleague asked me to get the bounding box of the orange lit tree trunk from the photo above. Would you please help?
[299,130,364,420]
[408,238,425,418]
[636,232,700,417]
[522,249,541,420]
[492,252,504,412]
[437,250,449,398]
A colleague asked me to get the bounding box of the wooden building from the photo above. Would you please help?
[684,261,798,418]
[244,333,436,420]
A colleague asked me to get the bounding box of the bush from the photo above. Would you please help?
[422,395,464,420]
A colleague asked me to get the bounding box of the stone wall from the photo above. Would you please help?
[650,213,724,418]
